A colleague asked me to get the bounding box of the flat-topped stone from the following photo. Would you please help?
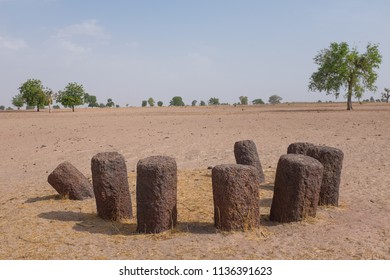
[48,161,93,200]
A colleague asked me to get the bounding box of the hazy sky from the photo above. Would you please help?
[1,0,389,107]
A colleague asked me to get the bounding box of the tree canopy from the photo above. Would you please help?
[239,96,248,105]
[12,93,25,109]
[169,96,185,106]
[18,79,46,112]
[252,98,265,105]
[106,98,115,107]
[84,93,98,107]
[268,95,282,104]
[147,97,155,107]
[208,97,220,105]
[382,88,390,103]
[309,42,382,110]
[56,82,86,112]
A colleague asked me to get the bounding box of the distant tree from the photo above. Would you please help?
[239,96,248,105]
[44,88,54,113]
[141,100,147,107]
[208,97,220,105]
[0,105,5,110]
[370,96,375,102]
[252,98,265,105]
[170,96,185,106]
[99,103,106,108]
[268,95,282,104]
[191,100,197,106]
[200,100,206,106]
[381,88,390,103]
[84,93,98,107]
[157,101,163,107]
[309,42,382,110]
[6,107,13,110]
[116,104,120,108]
[106,98,115,107]
[147,97,155,107]
[56,82,86,112]
[53,105,60,109]
[18,79,46,112]
[12,93,25,109]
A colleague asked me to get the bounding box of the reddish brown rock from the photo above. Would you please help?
[47,161,93,200]
[212,164,260,231]
[287,142,315,155]
[234,140,265,183]
[270,154,323,223]
[306,146,344,206]
[136,156,177,234]
[91,152,133,221]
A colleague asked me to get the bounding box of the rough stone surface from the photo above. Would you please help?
[91,152,133,221]
[212,164,260,231]
[47,161,94,200]
[234,140,265,183]
[306,146,344,206]
[136,156,177,234]
[270,154,323,223]
[287,142,315,155]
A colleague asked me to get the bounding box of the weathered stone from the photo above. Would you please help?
[136,156,177,233]
[287,142,315,155]
[91,152,132,221]
[306,146,344,206]
[234,140,265,183]
[212,164,260,231]
[270,154,323,223]
[47,161,94,200]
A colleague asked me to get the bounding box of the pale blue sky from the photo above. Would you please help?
[1,0,389,107]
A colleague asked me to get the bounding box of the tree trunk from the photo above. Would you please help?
[347,81,353,110]
[37,105,40,112]
[72,105,75,112]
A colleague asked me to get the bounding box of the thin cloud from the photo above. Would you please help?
[56,19,109,40]
[0,35,28,50]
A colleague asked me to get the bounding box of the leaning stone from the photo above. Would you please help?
[234,140,265,183]
[91,152,133,221]
[306,146,344,206]
[287,142,315,155]
[212,164,260,231]
[270,154,323,223]
[47,161,93,200]
[136,156,177,234]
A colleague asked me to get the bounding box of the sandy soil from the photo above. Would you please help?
[0,103,389,260]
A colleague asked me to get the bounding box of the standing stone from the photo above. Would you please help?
[270,154,323,223]
[306,146,344,206]
[48,161,94,200]
[234,140,265,183]
[136,156,177,234]
[91,152,132,221]
[212,164,260,231]
[287,142,315,155]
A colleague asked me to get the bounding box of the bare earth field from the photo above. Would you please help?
[0,103,389,260]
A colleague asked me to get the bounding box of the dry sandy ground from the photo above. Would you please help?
[0,103,389,260]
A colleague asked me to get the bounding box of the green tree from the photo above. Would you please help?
[106,98,115,107]
[18,79,46,112]
[141,100,147,107]
[169,96,185,106]
[208,97,220,105]
[0,105,5,110]
[84,93,98,107]
[56,82,86,112]
[12,93,25,109]
[381,88,390,103]
[99,103,106,108]
[239,96,248,105]
[191,100,197,106]
[157,101,163,107]
[148,97,155,107]
[309,42,382,110]
[268,95,282,104]
[200,100,206,106]
[252,98,265,105]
